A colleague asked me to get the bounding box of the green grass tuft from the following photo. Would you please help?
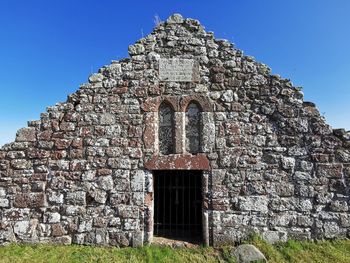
[0,238,350,263]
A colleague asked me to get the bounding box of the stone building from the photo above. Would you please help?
[0,14,349,247]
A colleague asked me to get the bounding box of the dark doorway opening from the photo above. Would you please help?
[153,170,202,243]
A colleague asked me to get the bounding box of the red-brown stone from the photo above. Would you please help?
[54,139,71,150]
[71,138,83,149]
[51,224,66,237]
[27,149,50,159]
[37,131,52,141]
[145,154,210,170]
[112,86,128,94]
[13,193,46,208]
[97,168,112,176]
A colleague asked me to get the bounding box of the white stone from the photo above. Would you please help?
[166,13,184,24]
[281,156,295,170]
[14,221,30,237]
[221,90,234,102]
[100,113,115,125]
[0,198,9,207]
[234,244,267,263]
[131,170,145,192]
[128,44,145,55]
[88,73,104,83]
[98,176,114,191]
[238,196,269,213]
[0,188,6,197]
[47,212,61,223]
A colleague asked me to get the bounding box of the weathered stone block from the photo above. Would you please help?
[330,200,348,212]
[238,196,268,213]
[13,193,46,208]
[108,158,131,169]
[16,127,36,142]
[88,73,104,83]
[88,188,107,204]
[0,198,9,208]
[51,224,66,237]
[66,191,86,206]
[281,156,295,170]
[118,205,139,219]
[130,170,145,192]
[324,221,340,238]
[317,163,343,178]
[11,159,31,170]
[48,192,64,205]
[46,212,61,223]
[97,175,114,191]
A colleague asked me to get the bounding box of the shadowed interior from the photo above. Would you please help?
[153,170,202,243]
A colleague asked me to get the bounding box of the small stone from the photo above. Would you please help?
[221,90,234,102]
[89,188,107,204]
[16,127,36,142]
[233,244,267,263]
[14,221,31,238]
[262,230,286,243]
[128,44,145,55]
[281,156,295,170]
[166,13,184,24]
[97,176,114,191]
[324,221,340,238]
[88,73,104,83]
[48,192,64,205]
[130,170,145,192]
[11,159,31,170]
[238,196,268,213]
[13,193,46,208]
[51,224,66,237]
[147,52,160,61]
[0,198,9,207]
[53,236,72,245]
[100,113,115,125]
[47,212,61,223]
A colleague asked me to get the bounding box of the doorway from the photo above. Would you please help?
[153,170,202,243]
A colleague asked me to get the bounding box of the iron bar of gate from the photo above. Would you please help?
[186,171,191,239]
[163,172,166,237]
[194,175,198,238]
[182,172,185,238]
[168,173,172,236]
[175,171,178,237]
[193,172,196,237]
[156,174,159,235]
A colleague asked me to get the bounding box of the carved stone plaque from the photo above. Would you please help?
[159,58,199,82]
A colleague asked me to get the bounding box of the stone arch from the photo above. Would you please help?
[180,95,212,112]
[158,101,175,155]
[141,96,179,112]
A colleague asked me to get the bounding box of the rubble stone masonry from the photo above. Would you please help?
[0,14,349,246]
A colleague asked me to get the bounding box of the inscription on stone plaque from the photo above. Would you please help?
[159,58,198,82]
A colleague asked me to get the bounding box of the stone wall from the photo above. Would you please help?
[0,14,349,246]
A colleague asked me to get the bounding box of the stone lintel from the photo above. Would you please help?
[145,154,210,170]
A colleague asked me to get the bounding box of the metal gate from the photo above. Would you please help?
[153,170,202,242]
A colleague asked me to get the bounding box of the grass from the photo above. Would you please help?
[250,236,350,263]
[0,237,349,263]
[0,244,224,263]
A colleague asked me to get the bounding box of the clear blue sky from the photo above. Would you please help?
[0,0,349,146]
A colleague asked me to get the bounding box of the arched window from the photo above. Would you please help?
[186,102,201,153]
[158,102,174,155]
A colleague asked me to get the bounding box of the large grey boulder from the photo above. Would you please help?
[233,244,267,263]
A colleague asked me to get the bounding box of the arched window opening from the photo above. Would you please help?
[186,102,201,154]
[158,102,174,155]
